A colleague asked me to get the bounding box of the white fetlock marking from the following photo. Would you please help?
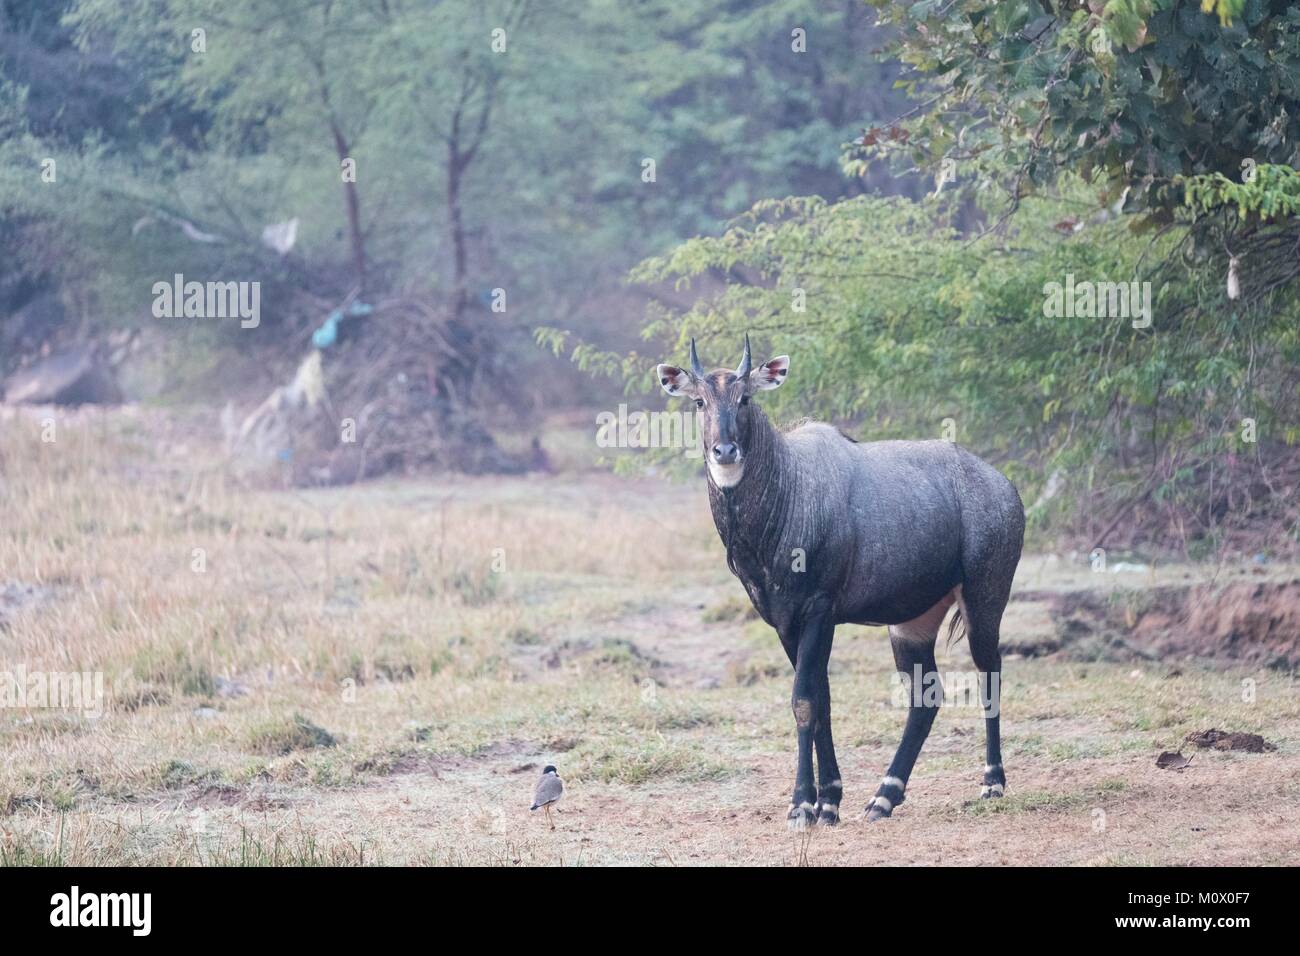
[828,779,842,789]
[799,801,816,812]
[788,806,814,830]
[819,803,839,815]
[880,775,904,791]
[870,795,893,813]
[988,783,1004,796]
[985,763,1003,775]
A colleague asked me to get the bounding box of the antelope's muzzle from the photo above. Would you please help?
[712,442,741,465]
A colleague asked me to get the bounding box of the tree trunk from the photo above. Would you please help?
[331,119,367,292]
[447,143,469,325]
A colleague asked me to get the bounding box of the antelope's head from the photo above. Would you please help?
[655,334,789,488]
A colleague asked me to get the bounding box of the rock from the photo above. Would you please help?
[3,344,122,405]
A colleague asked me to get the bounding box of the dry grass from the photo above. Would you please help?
[1,406,1299,866]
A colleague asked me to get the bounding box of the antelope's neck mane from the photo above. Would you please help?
[708,405,801,561]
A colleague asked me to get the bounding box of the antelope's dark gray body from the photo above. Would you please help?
[712,423,1023,633]
[657,337,1025,827]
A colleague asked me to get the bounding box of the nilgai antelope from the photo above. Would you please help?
[657,336,1025,827]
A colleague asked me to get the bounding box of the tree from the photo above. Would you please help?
[851,1,1299,214]
[602,1,1300,552]
[66,0,391,292]
[4,1,911,415]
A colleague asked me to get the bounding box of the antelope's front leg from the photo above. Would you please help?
[787,613,831,830]
[813,663,842,825]
[787,693,818,830]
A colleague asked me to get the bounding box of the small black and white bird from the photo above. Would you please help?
[530,765,563,829]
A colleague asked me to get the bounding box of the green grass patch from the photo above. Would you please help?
[245,714,338,755]
[578,742,736,785]
[958,778,1128,817]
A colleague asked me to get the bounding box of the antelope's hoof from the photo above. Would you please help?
[981,764,1006,799]
[816,803,840,827]
[787,803,817,831]
[864,797,894,822]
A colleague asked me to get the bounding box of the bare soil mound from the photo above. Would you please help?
[1021,579,1300,669]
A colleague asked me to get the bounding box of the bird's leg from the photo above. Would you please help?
[546,805,555,830]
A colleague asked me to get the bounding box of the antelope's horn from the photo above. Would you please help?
[689,338,705,378]
[735,333,752,379]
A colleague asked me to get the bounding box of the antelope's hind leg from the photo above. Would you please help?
[957,586,1010,801]
[956,496,1022,803]
[865,591,957,821]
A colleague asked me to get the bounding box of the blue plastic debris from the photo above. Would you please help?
[312,309,342,349]
[311,300,373,349]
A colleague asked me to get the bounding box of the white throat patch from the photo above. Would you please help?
[707,459,745,488]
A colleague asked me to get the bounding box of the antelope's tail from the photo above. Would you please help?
[944,605,966,649]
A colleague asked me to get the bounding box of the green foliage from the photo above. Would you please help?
[623,178,1300,542]
[1181,163,1300,219]
[855,0,1300,221]
[534,327,654,387]
[580,0,1300,549]
[1198,0,1248,28]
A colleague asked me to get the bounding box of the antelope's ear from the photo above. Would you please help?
[656,364,698,397]
[750,355,789,391]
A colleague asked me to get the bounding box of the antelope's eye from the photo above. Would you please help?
[740,395,750,405]
[694,398,704,409]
